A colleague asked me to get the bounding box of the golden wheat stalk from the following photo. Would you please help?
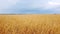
[0,15,60,34]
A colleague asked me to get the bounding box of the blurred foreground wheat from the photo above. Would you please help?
[0,14,60,34]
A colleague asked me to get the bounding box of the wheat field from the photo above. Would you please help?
[0,14,60,34]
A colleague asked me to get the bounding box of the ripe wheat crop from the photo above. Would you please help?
[0,14,60,34]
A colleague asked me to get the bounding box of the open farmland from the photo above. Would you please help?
[0,14,60,34]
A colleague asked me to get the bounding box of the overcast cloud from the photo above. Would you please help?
[0,0,60,14]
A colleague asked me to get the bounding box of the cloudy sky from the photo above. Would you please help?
[0,0,60,14]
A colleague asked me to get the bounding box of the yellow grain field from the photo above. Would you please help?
[0,14,60,34]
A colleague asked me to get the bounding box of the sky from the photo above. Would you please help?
[0,0,60,14]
